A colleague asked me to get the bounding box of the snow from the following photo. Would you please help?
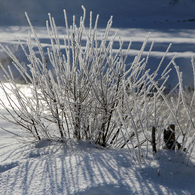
[0,26,195,87]
[1,0,195,194]
[0,136,195,195]
[1,0,195,29]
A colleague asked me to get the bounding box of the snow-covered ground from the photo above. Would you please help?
[0,0,195,29]
[0,136,195,195]
[1,0,195,194]
[1,26,195,87]
[1,0,195,87]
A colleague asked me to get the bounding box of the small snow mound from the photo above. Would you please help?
[34,139,53,148]
[76,184,131,195]
[0,161,19,173]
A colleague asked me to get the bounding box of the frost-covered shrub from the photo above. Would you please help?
[0,6,133,144]
[0,6,195,165]
[116,56,195,164]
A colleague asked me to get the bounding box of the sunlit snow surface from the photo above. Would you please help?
[0,82,195,195]
[0,26,195,88]
[0,135,195,194]
[1,0,195,194]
